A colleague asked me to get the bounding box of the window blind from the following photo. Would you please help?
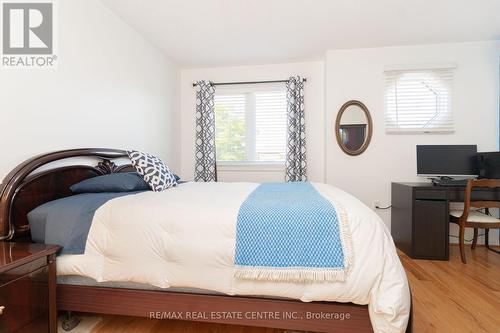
[214,94,246,162]
[384,68,455,133]
[255,90,287,161]
[214,87,287,163]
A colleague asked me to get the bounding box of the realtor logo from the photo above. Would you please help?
[3,2,52,54]
[1,1,57,68]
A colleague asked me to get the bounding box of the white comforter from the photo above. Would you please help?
[57,182,410,332]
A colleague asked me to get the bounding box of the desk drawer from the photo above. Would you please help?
[413,199,448,259]
[414,189,447,200]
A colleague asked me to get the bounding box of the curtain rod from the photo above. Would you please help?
[192,78,307,87]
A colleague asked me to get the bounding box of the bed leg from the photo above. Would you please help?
[61,311,81,331]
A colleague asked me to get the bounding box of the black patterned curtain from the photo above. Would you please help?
[194,80,217,182]
[285,76,307,182]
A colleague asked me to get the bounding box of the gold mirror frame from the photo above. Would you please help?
[335,100,373,156]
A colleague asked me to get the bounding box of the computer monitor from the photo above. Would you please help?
[477,152,500,179]
[416,145,478,177]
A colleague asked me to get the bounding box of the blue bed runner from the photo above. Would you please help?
[234,182,352,282]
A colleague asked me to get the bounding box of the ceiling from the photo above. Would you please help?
[100,0,500,68]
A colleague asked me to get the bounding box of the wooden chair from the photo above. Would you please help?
[449,179,500,263]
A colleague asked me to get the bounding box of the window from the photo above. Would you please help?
[384,66,455,133]
[214,85,287,163]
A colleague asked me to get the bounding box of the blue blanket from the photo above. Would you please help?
[234,182,351,282]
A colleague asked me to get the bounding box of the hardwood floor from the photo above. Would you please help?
[83,245,500,333]
[400,245,500,333]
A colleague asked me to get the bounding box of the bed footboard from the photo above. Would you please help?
[57,284,374,333]
[57,284,413,333]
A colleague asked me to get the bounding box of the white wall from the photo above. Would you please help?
[0,0,179,179]
[178,43,500,243]
[325,41,500,243]
[179,61,325,182]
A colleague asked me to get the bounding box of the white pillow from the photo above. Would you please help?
[127,150,177,192]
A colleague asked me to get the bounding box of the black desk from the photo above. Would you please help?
[391,182,500,260]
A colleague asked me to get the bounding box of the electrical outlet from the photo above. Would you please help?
[373,200,381,208]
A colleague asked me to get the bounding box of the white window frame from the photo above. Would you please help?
[214,83,287,166]
[384,64,456,134]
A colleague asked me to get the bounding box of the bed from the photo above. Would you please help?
[0,148,412,333]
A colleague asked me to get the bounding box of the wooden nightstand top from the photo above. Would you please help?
[0,242,60,273]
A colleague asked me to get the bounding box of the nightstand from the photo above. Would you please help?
[0,242,60,333]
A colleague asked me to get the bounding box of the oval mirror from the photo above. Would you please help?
[335,100,372,156]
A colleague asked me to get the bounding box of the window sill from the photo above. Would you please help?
[217,162,284,172]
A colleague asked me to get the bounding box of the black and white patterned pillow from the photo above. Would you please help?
[127,150,177,192]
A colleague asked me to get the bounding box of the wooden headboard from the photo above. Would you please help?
[0,148,134,241]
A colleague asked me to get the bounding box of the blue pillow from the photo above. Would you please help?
[70,172,150,193]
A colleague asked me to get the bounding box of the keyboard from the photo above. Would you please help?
[432,178,469,187]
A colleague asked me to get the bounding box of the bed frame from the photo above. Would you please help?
[0,148,412,333]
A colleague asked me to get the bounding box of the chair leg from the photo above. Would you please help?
[484,228,500,254]
[471,228,478,250]
[459,224,467,264]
